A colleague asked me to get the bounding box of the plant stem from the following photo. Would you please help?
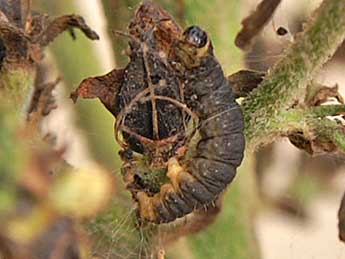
[0,66,35,116]
[243,0,345,150]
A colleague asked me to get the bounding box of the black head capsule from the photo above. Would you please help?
[173,25,211,69]
[183,26,208,48]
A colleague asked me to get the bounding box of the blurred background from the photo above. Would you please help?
[30,0,345,258]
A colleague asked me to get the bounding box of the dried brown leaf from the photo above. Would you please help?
[33,14,99,47]
[71,69,124,115]
[0,10,99,67]
[27,77,60,119]
[228,70,265,97]
[289,131,337,155]
[306,84,344,106]
[235,0,281,50]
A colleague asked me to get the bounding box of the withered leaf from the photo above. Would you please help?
[71,68,125,115]
[235,0,281,50]
[32,14,100,47]
[289,83,345,154]
[306,84,344,106]
[0,11,99,67]
[27,77,60,120]
[289,131,337,155]
[227,69,265,97]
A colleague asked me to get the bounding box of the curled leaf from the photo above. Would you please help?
[26,77,61,123]
[235,0,281,50]
[228,70,265,97]
[306,84,344,106]
[0,10,99,67]
[31,14,100,47]
[289,130,337,155]
[288,83,345,154]
[71,69,124,115]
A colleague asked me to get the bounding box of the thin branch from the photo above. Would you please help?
[242,0,345,150]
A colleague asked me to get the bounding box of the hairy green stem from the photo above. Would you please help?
[270,105,345,153]
[275,105,345,128]
[0,56,36,215]
[243,0,345,149]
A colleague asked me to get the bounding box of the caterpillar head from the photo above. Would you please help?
[183,26,209,49]
[173,25,212,69]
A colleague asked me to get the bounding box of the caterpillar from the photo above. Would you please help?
[71,2,245,224]
[135,25,245,223]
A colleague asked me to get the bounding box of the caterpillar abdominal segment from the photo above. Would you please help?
[135,26,245,223]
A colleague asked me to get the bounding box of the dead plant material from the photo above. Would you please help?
[71,69,125,115]
[289,84,345,154]
[27,77,60,119]
[31,14,99,47]
[228,70,265,98]
[289,130,338,155]
[306,84,344,106]
[235,0,281,50]
[0,3,99,67]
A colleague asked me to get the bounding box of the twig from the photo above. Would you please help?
[242,0,345,150]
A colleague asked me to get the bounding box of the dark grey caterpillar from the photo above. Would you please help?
[136,26,245,223]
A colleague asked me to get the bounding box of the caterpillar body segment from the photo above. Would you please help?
[136,26,245,223]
